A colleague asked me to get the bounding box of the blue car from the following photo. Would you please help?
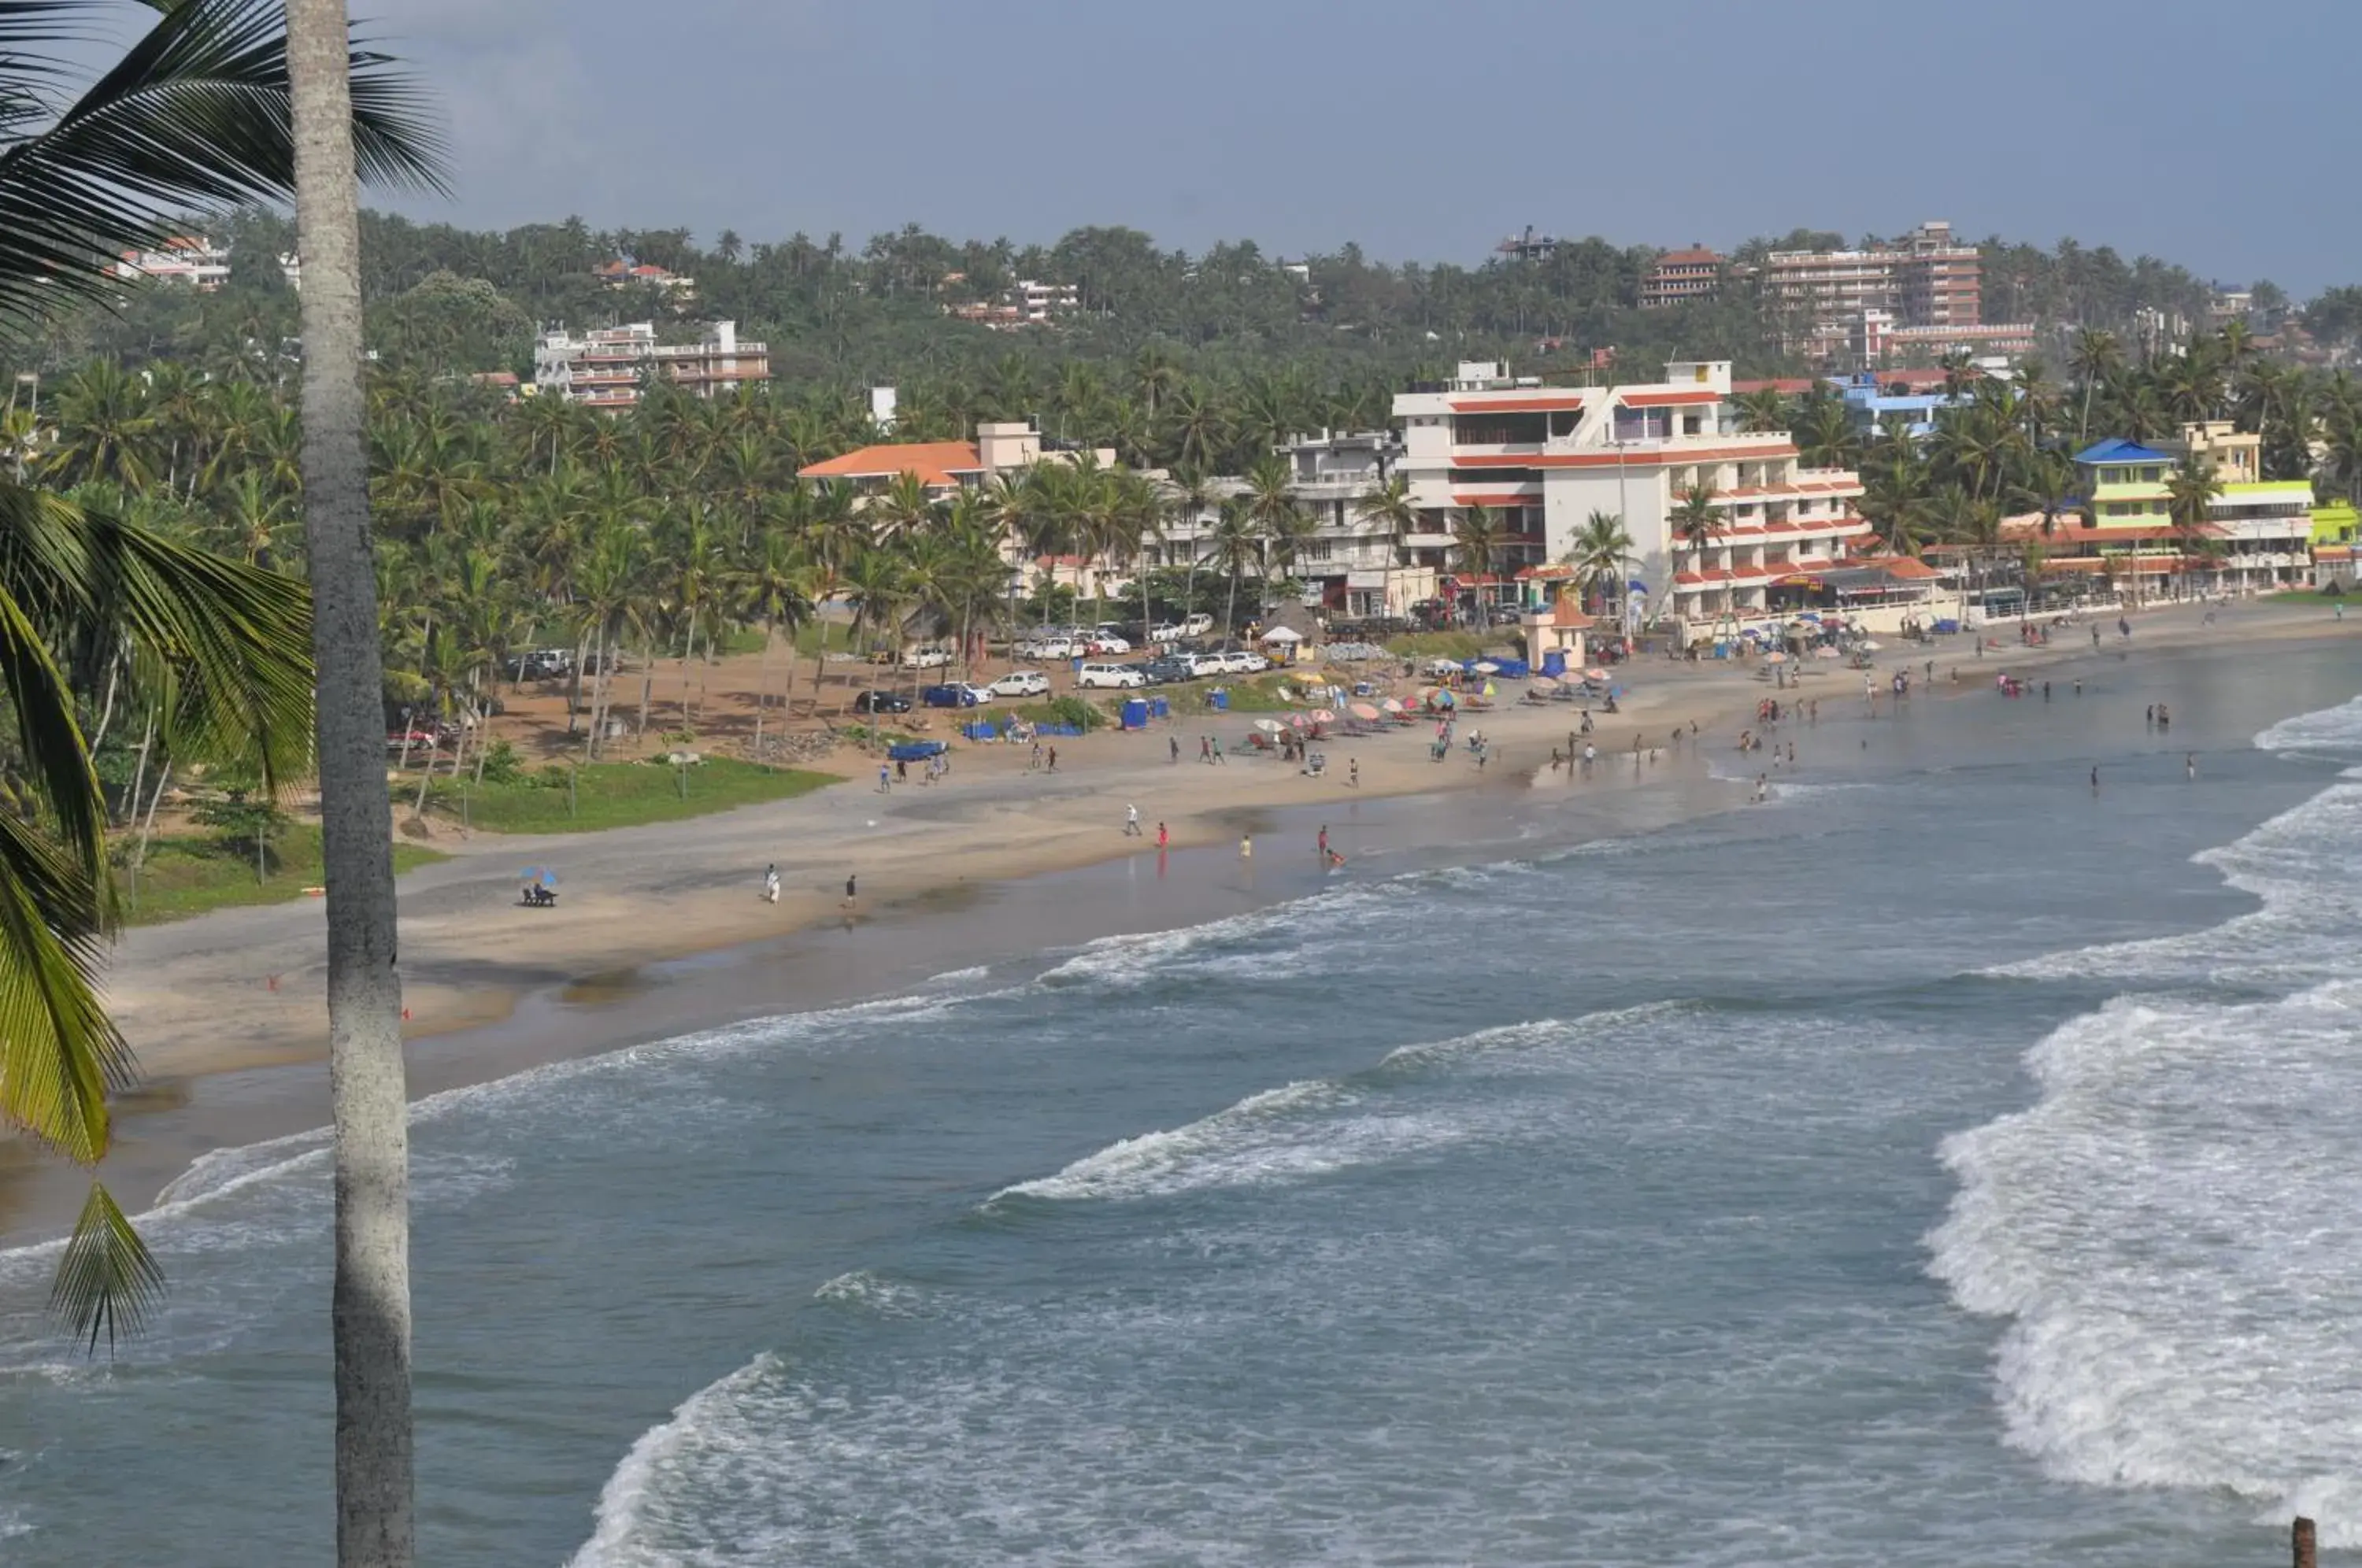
[920,683,988,708]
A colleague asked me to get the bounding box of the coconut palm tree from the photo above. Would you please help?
[1733,386,1790,434]
[286,9,445,1564]
[1448,505,1509,594]
[0,0,422,1365]
[1567,508,1635,623]
[1200,494,1263,639]
[2165,457,2224,597]
[2070,327,2121,445]
[1670,483,1720,577]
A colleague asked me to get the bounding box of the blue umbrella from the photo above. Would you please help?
[518,867,559,889]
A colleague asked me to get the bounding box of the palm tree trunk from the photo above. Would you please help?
[287,5,415,1562]
[752,623,772,756]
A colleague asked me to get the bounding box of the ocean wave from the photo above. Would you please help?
[812,1270,924,1317]
[566,1351,783,1568]
[1931,976,2362,1542]
[2256,693,2362,756]
[992,1009,1666,1207]
[1989,770,2362,987]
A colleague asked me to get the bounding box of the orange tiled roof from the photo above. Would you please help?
[1620,389,1721,407]
[798,441,984,486]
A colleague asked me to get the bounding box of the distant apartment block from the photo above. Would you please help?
[1496,226,1562,261]
[1640,246,1723,309]
[1764,221,2010,362]
[531,320,768,408]
[111,235,230,291]
[950,279,1083,330]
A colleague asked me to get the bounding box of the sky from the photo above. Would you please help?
[365,0,2360,296]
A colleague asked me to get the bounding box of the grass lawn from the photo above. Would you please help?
[118,827,446,926]
[1383,631,1493,660]
[426,756,836,834]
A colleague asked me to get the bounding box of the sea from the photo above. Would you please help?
[2,635,2360,1566]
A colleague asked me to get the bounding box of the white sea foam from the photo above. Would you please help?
[1934,692,2362,1540]
[812,1270,924,1317]
[994,1011,1644,1206]
[566,1351,783,1568]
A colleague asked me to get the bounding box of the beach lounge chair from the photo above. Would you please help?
[520,885,557,908]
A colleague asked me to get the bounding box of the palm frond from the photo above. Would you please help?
[50,1181,164,1355]
[0,0,447,321]
[0,806,123,1161]
[0,481,314,805]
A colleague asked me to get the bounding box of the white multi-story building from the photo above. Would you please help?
[1393,361,1901,632]
[111,235,231,290]
[1157,431,1433,618]
[531,320,768,407]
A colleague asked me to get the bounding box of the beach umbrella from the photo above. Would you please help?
[1583,667,1609,682]
[518,867,558,889]
[1253,718,1284,734]
[1349,701,1381,721]
[1381,697,1404,713]
[1530,674,1559,690]
[1813,645,1841,659]
[1858,638,1883,653]
[1437,690,1457,708]
[1312,709,1336,723]
[1261,626,1304,643]
[1472,660,1501,674]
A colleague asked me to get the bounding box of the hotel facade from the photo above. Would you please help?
[1390,361,1923,634]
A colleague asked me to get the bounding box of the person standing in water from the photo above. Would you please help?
[2090,766,2100,794]
[2186,753,2196,780]
[1317,824,1329,858]
[1156,821,1169,849]
[1240,833,1253,860]
[842,873,857,912]
[763,864,780,904]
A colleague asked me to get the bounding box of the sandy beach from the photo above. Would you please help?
[28,596,2353,1239]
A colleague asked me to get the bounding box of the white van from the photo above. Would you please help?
[1076,661,1146,690]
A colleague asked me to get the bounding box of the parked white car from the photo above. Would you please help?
[1018,637,1075,660]
[1181,613,1215,638]
[1085,633,1131,655]
[1211,649,1259,675]
[1076,661,1146,690]
[990,669,1051,698]
[899,645,952,669]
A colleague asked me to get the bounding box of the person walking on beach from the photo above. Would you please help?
[1046,745,1059,772]
[1169,735,1180,764]
[2042,680,2051,701]
[842,873,857,913]
[1157,821,1168,849]
[1348,757,1360,788]
[2092,626,2101,648]
[1124,803,1142,837]
[1211,738,1224,764]
[763,864,779,904]
[877,763,891,793]
[1200,734,1212,764]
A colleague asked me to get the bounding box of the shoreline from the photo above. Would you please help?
[18,597,2354,1241]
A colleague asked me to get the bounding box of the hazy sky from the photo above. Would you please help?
[368,0,2357,294]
